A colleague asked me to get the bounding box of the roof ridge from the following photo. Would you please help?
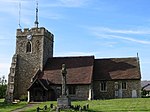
[95,57,137,60]
[49,55,95,59]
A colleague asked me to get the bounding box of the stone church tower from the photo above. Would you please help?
[5,27,54,102]
[5,1,54,102]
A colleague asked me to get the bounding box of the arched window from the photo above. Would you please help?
[26,41,32,53]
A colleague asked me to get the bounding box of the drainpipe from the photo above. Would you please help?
[27,91,30,102]
[88,85,92,100]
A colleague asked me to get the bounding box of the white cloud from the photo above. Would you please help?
[41,0,90,8]
[59,0,89,7]
[0,56,11,63]
[0,0,69,27]
[142,61,150,64]
[98,41,118,47]
[95,33,150,45]
[54,51,98,57]
[40,11,65,20]
[0,63,10,79]
[0,63,10,69]
[90,27,150,35]
[88,26,150,45]
[0,0,23,3]
[0,56,12,77]
[0,0,34,26]
[0,0,87,27]
[110,35,150,44]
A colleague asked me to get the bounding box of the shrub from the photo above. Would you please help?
[0,85,7,98]
[19,95,28,101]
[0,75,7,98]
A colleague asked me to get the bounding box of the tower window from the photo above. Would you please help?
[26,42,32,53]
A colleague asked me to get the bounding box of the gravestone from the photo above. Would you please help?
[57,64,71,108]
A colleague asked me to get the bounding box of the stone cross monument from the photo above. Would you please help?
[57,64,71,109]
[61,64,67,96]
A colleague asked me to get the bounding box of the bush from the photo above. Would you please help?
[19,95,28,101]
[0,85,7,98]
[0,76,7,98]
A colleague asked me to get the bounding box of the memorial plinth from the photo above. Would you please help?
[57,96,71,108]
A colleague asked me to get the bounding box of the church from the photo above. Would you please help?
[5,7,141,103]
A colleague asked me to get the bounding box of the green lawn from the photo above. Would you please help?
[0,99,27,112]
[0,98,150,112]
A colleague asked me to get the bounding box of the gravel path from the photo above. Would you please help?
[11,103,38,112]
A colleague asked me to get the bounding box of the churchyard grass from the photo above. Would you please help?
[0,99,27,112]
[0,98,150,112]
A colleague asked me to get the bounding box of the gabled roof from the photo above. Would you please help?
[28,79,50,91]
[93,57,141,80]
[39,56,94,84]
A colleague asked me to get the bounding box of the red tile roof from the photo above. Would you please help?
[93,57,141,80]
[38,56,141,84]
[39,56,94,84]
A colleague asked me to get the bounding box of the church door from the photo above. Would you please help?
[48,90,56,101]
[34,89,43,101]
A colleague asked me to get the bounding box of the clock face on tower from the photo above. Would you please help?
[27,34,32,40]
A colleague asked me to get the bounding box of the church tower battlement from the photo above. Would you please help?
[16,27,53,38]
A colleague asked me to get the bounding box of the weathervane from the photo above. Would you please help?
[34,0,39,28]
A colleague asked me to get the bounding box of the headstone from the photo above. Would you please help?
[83,105,86,111]
[44,105,47,110]
[56,107,60,112]
[79,106,82,112]
[50,104,53,108]
[36,107,40,112]
[86,103,89,109]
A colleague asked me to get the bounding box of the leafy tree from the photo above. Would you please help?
[0,75,7,98]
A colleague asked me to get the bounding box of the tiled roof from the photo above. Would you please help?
[93,57,141,80]
[39,56,94,84]
[28,79,50,91]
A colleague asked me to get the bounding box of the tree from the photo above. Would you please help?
[0,75,7,98]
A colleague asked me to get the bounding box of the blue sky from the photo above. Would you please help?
[0,0,150,80]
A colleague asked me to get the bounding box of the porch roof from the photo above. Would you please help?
[27,79,50,91]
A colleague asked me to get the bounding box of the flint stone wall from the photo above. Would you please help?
[13,27,53,99]
[93,80,141,99]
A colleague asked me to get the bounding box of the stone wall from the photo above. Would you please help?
[93,80,141,99]
[121,80,141,98]
[49,85,90,100]
[76,85,90,100]
[5,54,18,103]
[93,81,114,99]
[9,27,53,100]
[69,85,90,100]
[43,33,54,68]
